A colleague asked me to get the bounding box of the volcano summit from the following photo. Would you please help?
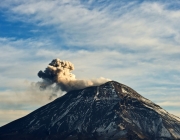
[0,81,180,140]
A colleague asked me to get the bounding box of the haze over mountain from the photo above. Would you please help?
[0,81,180,140]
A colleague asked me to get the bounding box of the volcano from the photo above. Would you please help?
[0,81,180,140]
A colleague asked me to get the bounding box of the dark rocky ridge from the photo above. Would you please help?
[0,81,180,140]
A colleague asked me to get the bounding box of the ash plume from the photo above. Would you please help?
[38,58,110,92]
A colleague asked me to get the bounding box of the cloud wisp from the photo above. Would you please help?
[1,0,180,52]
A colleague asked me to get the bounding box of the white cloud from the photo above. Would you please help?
[1,0,180,53]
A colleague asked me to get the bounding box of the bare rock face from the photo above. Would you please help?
[0,81,180,140]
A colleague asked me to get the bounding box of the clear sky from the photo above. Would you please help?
[0,0,180,126]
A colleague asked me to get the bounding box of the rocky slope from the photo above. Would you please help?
[0,81,180,140]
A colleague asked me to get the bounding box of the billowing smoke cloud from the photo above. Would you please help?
[38,58,110,92]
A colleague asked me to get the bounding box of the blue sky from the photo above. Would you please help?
[0,0,180,126]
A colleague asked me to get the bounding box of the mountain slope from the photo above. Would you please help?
[0,81,180,140]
